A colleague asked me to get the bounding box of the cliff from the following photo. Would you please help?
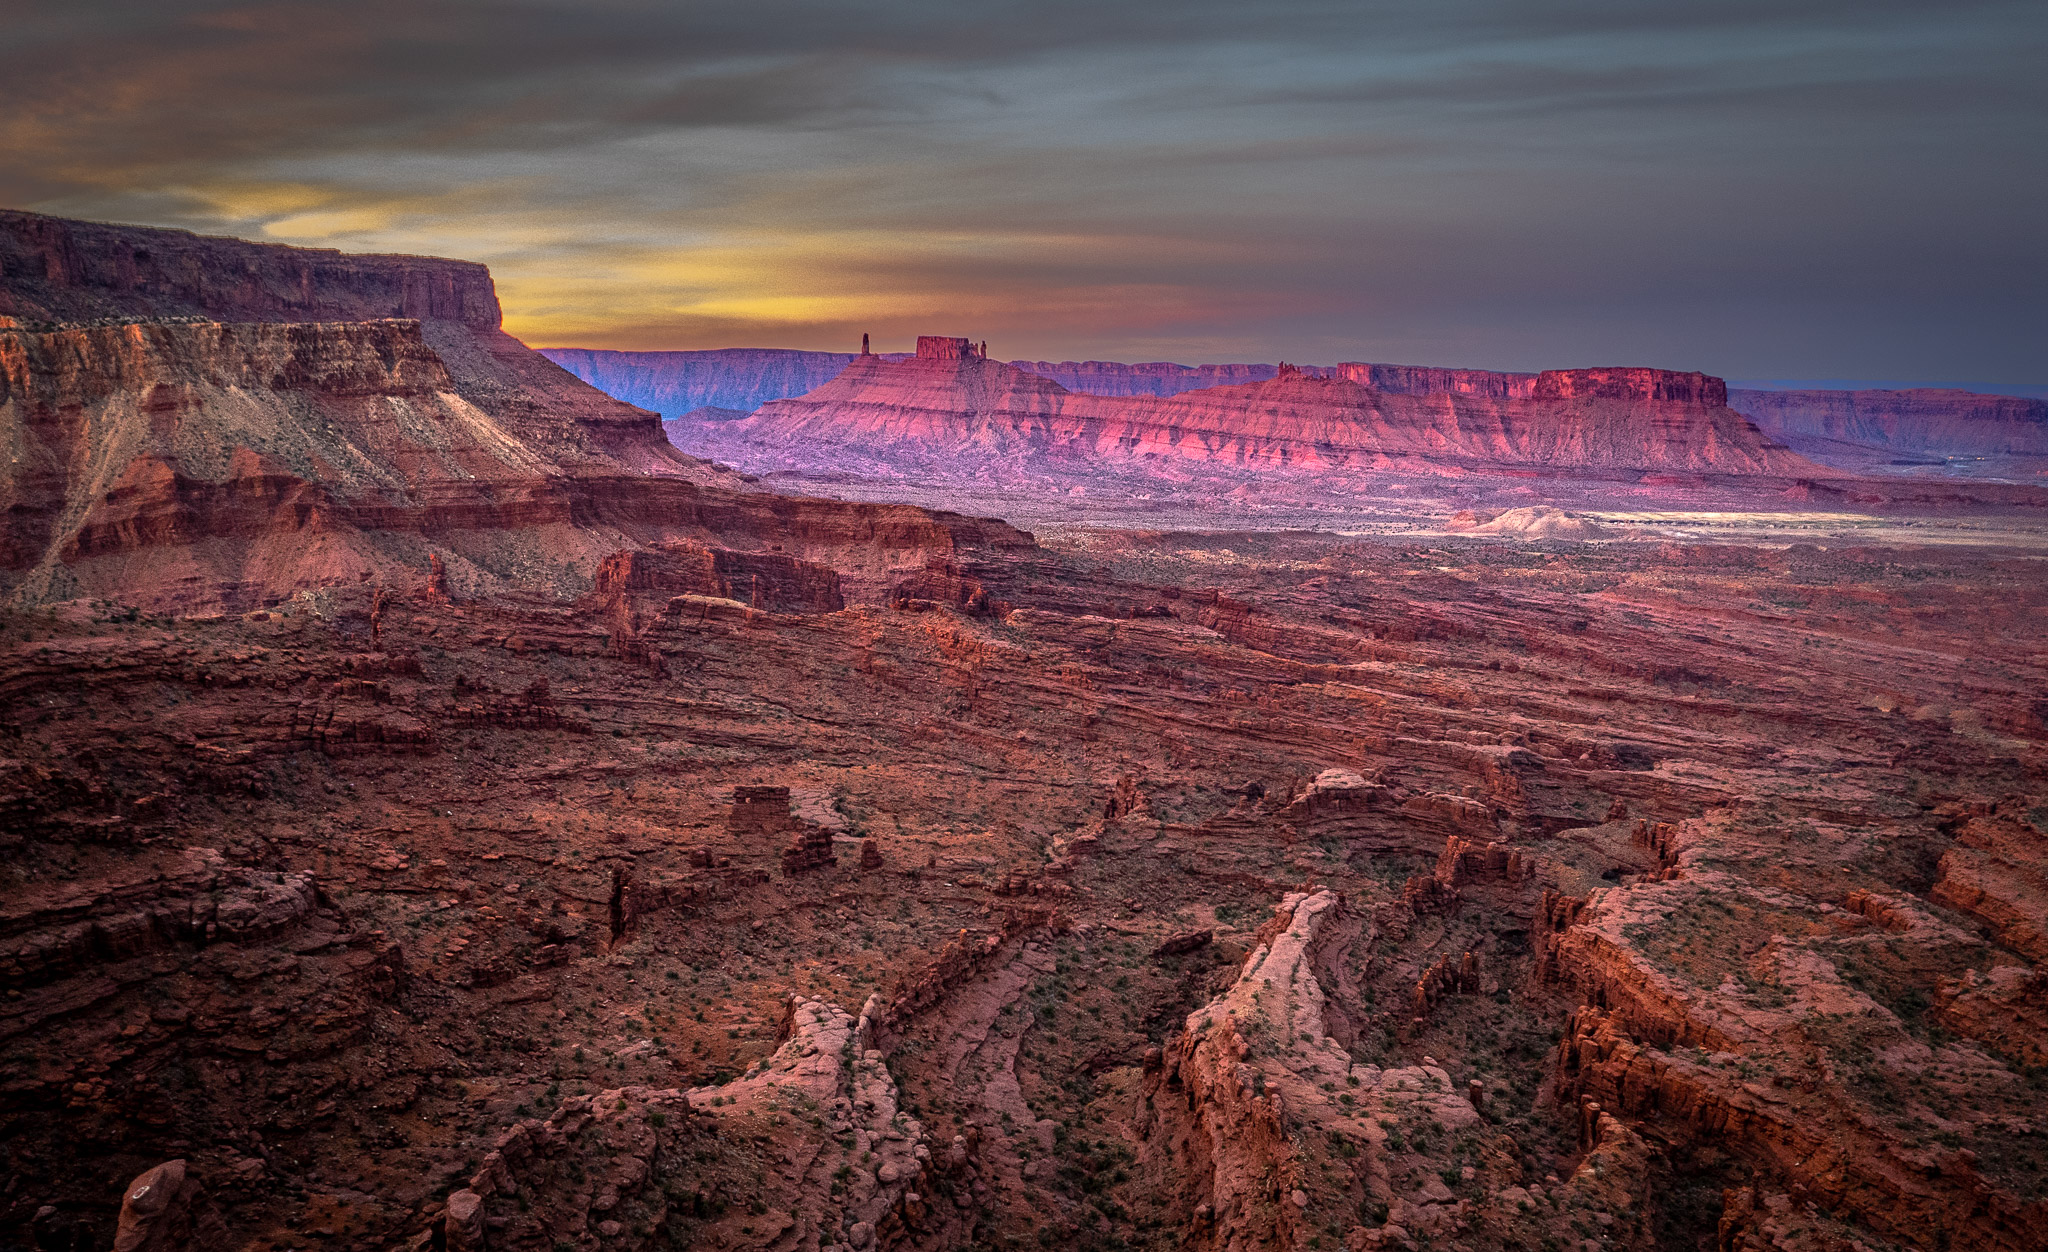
[0,214,1036,611]
[1335,362,1537,400]
[530,344,2048,481]
[695,351,1819,482]
[0,209,501,329]
[1009,359,1292,397]
[0,210,674,458]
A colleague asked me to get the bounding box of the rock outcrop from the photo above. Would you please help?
[589,541,846,615]
[1142,891,1482,1252]
[110,1160,226,1252]
[0,213,1036,611]
[1334,362,1537,401]
[691,348,1820,486]
[1009,360,1295,397]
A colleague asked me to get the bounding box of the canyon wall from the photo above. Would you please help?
[1335,362,1537,400]
[0,215,1035,611]
[691,351,1818,483]
[0,209,500,329]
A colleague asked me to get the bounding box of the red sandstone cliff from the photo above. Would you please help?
[694,344,1819,482]
[0,215,1034,610]
[528,345,2048,482]
[1334,362,1537,400]
[1009,359,1294,397]
[0,209,501,329]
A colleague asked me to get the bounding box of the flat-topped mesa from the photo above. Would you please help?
[0,209,500,329]
[705,338,1817,481]
[1337,362,1538,400]
[917,335,984,360]
[1531,367,1729,407]
[1012,359,1283,397]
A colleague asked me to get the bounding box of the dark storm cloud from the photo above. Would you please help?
[4,0,2043,380]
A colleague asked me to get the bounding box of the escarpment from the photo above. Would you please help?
[690,344,1821,488]
[0,213,1035,611]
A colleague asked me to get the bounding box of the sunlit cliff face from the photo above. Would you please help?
[5,0,2045,375]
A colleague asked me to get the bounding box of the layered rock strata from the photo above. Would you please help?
[695,351,1819,485]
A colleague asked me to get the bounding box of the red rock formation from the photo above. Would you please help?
[915,335,980,360]
[1929,813,2048,960]
[589,541,845,614]
[1011,359,1292,397]
[723,785,842,874]
[1402,834,1532,913]
[1409,949,1482,1017]
[1335,362,1537,400]
[1529,366,1727,406]
[699,346,1820,483]
[1556,1007,2046,1252]
[0,210,500,329]
[0,215,1035,612]
[110,1159,227,1252]
[8,230,2048,1252]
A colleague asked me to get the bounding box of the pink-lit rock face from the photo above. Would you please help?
[1011,359,1288,396]
[691,347,1814,481]
[1336,361,1537,400]
[536,348,2046,483]
[1528,367,1728,407]
[915,335,979,360]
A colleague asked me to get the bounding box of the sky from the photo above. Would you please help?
[5,1,2045,383]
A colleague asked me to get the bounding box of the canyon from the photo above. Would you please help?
[4,214,2047,1252]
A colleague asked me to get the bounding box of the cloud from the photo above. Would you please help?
[3,0,2044,379]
